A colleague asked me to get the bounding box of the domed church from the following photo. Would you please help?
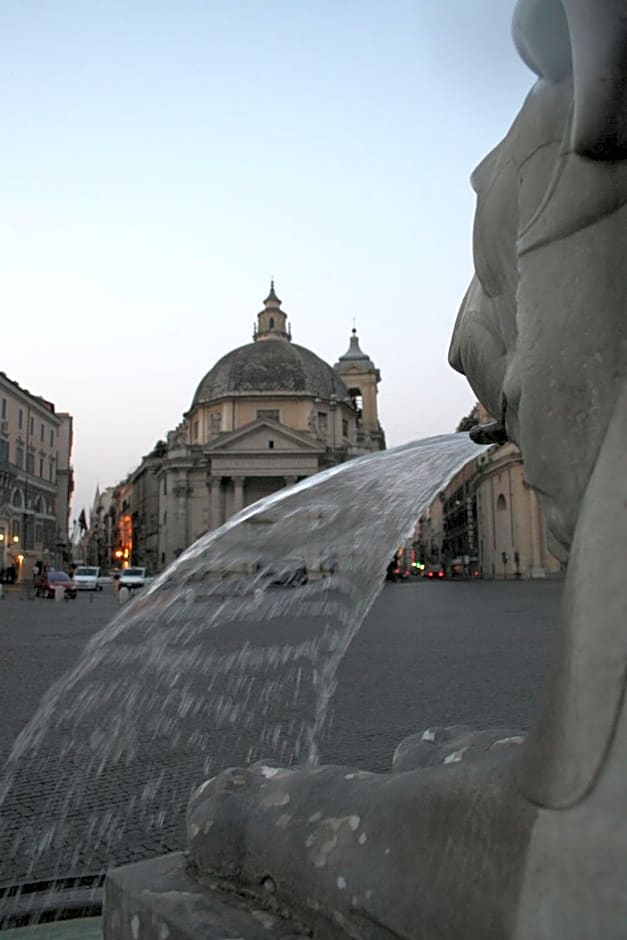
[153,284,385,566]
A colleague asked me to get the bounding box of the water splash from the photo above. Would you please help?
[0,433,484,912]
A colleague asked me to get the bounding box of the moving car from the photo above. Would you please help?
[425,565,445,580]
[118,567,147,591]
[73,565,102,591]
[35,570,78,599]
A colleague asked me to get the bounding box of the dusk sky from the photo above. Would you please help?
[1,1,533,523]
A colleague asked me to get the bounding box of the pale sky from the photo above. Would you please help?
[0,1,533,522]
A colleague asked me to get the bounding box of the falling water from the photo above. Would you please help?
[0,433,484,922]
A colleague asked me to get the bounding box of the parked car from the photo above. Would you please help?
[386,557,410,583]
[118,567,148,591]
[73,565,102,591]
[271,557,308,587]
[255,558,308,588]
[35,570,78,599]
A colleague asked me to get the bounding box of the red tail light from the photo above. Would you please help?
[438,570,444,578]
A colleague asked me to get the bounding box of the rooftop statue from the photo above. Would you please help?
[105,2,627,937]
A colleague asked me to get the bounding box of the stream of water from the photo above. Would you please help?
[0,433,484,918]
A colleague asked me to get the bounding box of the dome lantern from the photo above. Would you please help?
[254,280,291,342]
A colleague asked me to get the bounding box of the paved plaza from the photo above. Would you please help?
[0,579,562,893]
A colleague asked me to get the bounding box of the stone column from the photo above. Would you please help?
[209,476,222,531]
[527,485,546,578]
[173,473,189,555]
[232,476,245,515]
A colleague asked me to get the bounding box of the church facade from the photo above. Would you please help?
[108,285,384,572]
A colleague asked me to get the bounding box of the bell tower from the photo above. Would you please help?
[253,281,291,342]
[334,327,385,449]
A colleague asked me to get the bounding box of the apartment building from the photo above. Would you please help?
[0,371,73,580]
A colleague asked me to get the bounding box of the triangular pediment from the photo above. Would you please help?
[205,419,324,453]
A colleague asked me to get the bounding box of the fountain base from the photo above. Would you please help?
[104,851,317,940]
[104,727,531,940]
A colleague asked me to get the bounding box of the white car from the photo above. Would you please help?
[73,565,102,591]
[118,567,148,591]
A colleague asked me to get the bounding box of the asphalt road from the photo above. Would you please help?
[0,578,562,891]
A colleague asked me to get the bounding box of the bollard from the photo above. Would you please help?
[118,586,130,604]
[54,585,64,603]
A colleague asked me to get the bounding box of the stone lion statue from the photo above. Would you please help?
[105,3,627,938]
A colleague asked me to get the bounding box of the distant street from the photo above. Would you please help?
[0,578,562,889]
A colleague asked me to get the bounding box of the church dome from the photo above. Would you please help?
[192,339,351,407]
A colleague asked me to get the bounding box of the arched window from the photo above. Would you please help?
[496,494,507,511]
[348,387,363,415]
[11,488,23,508]
[269,316,275,329]
[34,495,44,514]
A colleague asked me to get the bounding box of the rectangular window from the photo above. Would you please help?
[50,429,54,447]
[40,423,45,442]
[49,459,54,481]
[193,420,199,440]
[210,413,221,434]
[26,451,35,474]
[1,398,6,419]
[29,416,34,436]
[0,439,8,462]
[317,412,328,433]
[18,409,23,430]
[256,409,280,422]
[39,457,44,477]
[15,445,24,468]
[342,418,349,438]
[35,525,43,545]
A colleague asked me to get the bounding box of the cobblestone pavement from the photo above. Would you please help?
[0,579,562,892]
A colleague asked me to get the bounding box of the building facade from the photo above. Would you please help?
[88,285,385,573]
[0,371,74,580]
[474,442,560,579]
[83,485,116,569]
[413,437,562,580]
